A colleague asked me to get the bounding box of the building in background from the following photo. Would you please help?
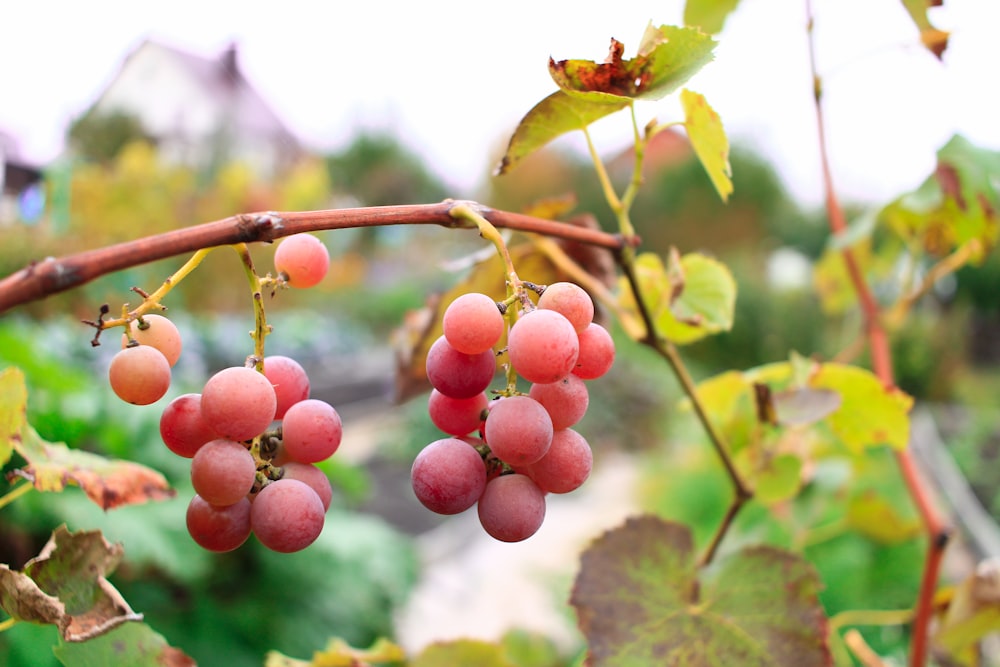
[0,131,43,225]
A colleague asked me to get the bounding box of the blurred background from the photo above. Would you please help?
[1,1,999,665]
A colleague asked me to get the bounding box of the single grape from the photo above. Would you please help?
[121,314,183,367]
[280,398,343,463]
[274,233,330,288]
[160,393,216,458]
[427,390,488,436]
[251,478,326,553]
[108,345,171,405]
[538,282,594,333]
[411,437,487,515]
[200,366,277,441]
[523,428,593,494]
[280,461,333,511]
[483,395,553,467]
[190,439,257,506]
[186,495,252,552]
[442,292,504,355]
[263,355,310,419]
[507,309,579,384]
[528,374,589,430]
[425,335,496,399]
[477,474,546,542]
[574,322,615,380]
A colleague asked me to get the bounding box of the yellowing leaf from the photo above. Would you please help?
[412,639,515,667]
[900,0,950,59]
[934,557,1000,663]
[810,364,913,453]
[265,637,405,667]
[684,0,742,34]
[681,89,732,201]
[846,491,922,543]
[755,453,803,504]
[0,366,28,467]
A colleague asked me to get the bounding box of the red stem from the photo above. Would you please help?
[805,4,948,665]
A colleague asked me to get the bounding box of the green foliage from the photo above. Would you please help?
[680,89,732,201]
[683,0,742,34]
[67,111,151,164]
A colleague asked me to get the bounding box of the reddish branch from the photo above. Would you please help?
[0,201,627,315]
[805,5,949,666]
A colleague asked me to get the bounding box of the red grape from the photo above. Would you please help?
[186,495,252,552]
[200,366,277,441]
[528,374,589,430]
[281,399,343,463]
[108,345,171,405]
[507,309,579,384]
[538,282,593,333]
[523,428,592,494]
[121,314,183,367]
[442,292,504,354]
[425,335,496,399]
[274,233,330,288]
[574,323,615,380]
[263,355,310,419]
[483,395,553,467]
[477,474,546,542]
[190,439,257,506]
[411,437,487,515]
[251,478,326,552]
[160,393,216,458]
[280,461,333,511]
[427,390,488,436]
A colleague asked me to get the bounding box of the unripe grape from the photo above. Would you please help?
[281,399,342,463]
[574,323,615,380]
[190,439,256,507]
[160,393,216,457]
[263,355,310,420]
[538,282,593,333]
[186,495,252,552]
[121,314,182,366]
[200,366,277,441]
[108,345,171,405]
[274,233,329,288]
[411,437,487,515]
[477,474,546,542]
[251,479,325,553]
[425,335,496,399]
[442,293,504,354]
[483,395,553,467]
[507,309,579,384]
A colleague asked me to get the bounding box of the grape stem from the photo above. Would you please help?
[0,617,17,633]
[0,480,34,512]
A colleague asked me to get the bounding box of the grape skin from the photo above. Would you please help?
[528,375,589,430]
[281,399,343,463]
[477,474,546,542]
[507,309,579,384]
[574,323,615,380]
[483,395,553,467]
[425,335,496,399]
[121,314,183,367]
[263,355,310,420]
[523,428,592,494]
[280,461,333,511]
[538,282,594,333]
[251,479,326,553]
[200,366,277,442]
[411,438,487,515]
[427,390,488,436]
[442,292,504,355]
[274,233,330,288]
[186,495,252,552]
[108,345,172,405]
[190,439,257,507]
[160,393,216,458]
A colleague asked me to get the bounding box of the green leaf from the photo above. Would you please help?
[571,515,831,666]
[264,637,405,667]
[934,558,1000,664]
[549,25,716,102]
[52,620,195,667]
[496,90,629,175]
[900,0,950,59]
[755,453,804,504]
[0,366,28,467]
[846,491,922,544]
[684,0,742,34]
[681,89,732,201]
[9,424,174,510]
[412,639,516,667]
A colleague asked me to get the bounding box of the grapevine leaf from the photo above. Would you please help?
[496,90,629,175]
[754,453,804,504]
[265,637,406,667]
[900,0,950,59]
[681,89,732,201]
[8,424,174,510]
[549,25,716,101]
[846,491,922,544]
[411,639,515,667]
[0,366,28,467]
[684,0,742,34]
[52,621,196,666]
[0,526,143,642]
[934,558,1000,664]
[571,515,831,666]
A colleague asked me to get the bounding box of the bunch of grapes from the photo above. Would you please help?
[105,233,340,553]
[413,282,615,542]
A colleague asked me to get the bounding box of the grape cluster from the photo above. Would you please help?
[413,282,615,542]
[105,233,340,553]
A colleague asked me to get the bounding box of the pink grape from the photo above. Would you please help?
[528,374,589,430]
[121,314,183,367]
[477,474,546,542]
[280,461,333,511]
[425,335,496,399]
[190,439,257,506]
[507,309,579,384]
[200,366,277,441]
[483,395,553,467]
[159,393,216,458]
[251,478,326,552]
[411,437,487,515]
[263,355,310,419]
[274,233,330,288]
[108,345,171,405]
[186,495,252,552]
[280,399,343,463]
[538,282,594,333]
[427,390,488,436]
[523,428,593,494]
[442,293,505,355]
[574,323,615,380]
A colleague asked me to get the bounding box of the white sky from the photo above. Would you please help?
[1,0,998,207]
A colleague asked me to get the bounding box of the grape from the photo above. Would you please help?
[190,439,257,506]
[528,374,589,430]
[108,345,171,405]
[280,399,343,463]
[523,428,592,494]
[411,437,487,515]
[425,335,496,399]
[160,393,216,458]
[251,478,325,553]
[507,309,579,384]
[538,282,593,333]
[121,314,183,367]
[477,474,546,542]
[442,292,504,354]
[280,461,333,511]
[483,395,553,467]
[200,366,277,441]
[186,495,252,552]
[427,390,488,436]
[574,323,615,380]
[263,355,310,419]
[274,233,330,288]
